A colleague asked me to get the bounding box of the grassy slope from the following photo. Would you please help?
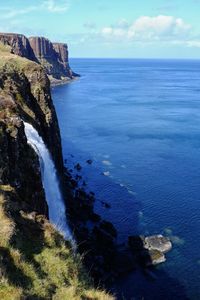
[0,43,114,300]
[0,189,114,300]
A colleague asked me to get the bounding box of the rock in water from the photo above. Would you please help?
[86,159,93,164]
[75,163,82,171]
[129,234,172,267]
[143,249,166,266]
[144,235,172,253]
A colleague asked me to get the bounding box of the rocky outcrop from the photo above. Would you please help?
[29,36,77,81]
[53,43,69,69]
[144,235,172,253]
[0,33,37,61]
[0,33,78,84]
[0,44,64,174]
[129,235,172,266]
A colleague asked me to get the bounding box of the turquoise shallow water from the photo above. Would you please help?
[52,59,200,300]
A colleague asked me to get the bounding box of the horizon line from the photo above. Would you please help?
[70,57,200,60]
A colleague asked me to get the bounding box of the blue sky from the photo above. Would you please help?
[1,0,200,58]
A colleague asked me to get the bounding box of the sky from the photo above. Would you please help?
[1,0,200,58]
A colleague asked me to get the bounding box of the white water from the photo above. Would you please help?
[24,122,74,244]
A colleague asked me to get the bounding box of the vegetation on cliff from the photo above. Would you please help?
[0,43,113,300]
[0,190,113,300]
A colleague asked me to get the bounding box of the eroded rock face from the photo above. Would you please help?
[0,54,64,173]
[0,33,37,61]
[53,43,71,73]
[0,32,78,82]
[29,37,74,80]
[29,36,55,60]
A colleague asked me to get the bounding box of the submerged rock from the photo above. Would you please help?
[75,163,82,171]
[86,159,93,164]
[101,201,111,209]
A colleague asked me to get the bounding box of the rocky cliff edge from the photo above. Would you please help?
[0,33,79,84]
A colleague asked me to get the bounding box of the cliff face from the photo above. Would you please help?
[0,116,48,215]
[29,36,75,81]
[0,33,37,62]
[0,33,78,83]
[53,42,72,77]
[0,42,113,300]
[0,42,64,175]
[0,43,64,215]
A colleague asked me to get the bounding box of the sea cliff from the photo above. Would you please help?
[0,40,112,299]
[0,33,79,85]
[0,32,172,299]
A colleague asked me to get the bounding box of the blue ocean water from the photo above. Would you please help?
[52,59,200,300]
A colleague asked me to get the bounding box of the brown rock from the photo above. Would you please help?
[144,235,172,253]
[0,33,37,61]
[142,249,166,266]
[29,36,76,80]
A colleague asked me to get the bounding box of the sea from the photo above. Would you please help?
[52,58,200,300]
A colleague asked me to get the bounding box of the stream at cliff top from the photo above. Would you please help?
[24,122,74,244]
[52,59,200,300]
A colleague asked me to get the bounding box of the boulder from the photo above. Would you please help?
[142,249,166,266]
[144,235,172,253]
[129,235,172,267]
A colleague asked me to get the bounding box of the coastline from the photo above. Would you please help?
[0,33,175,299]
[49,75,80,87]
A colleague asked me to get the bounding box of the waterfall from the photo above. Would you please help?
[24,122,74,245]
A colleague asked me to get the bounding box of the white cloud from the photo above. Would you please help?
[43,0,69,13]
[0,6,38,19]
[101,15,192,42]
[186,40,200,48]
[0,0,69,20]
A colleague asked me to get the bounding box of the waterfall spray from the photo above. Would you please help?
[24,122,75,245]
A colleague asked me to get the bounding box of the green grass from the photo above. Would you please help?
[0,192,114,299]
[0,42,35,70]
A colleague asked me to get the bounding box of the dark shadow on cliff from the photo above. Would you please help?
[0,247,32,289]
